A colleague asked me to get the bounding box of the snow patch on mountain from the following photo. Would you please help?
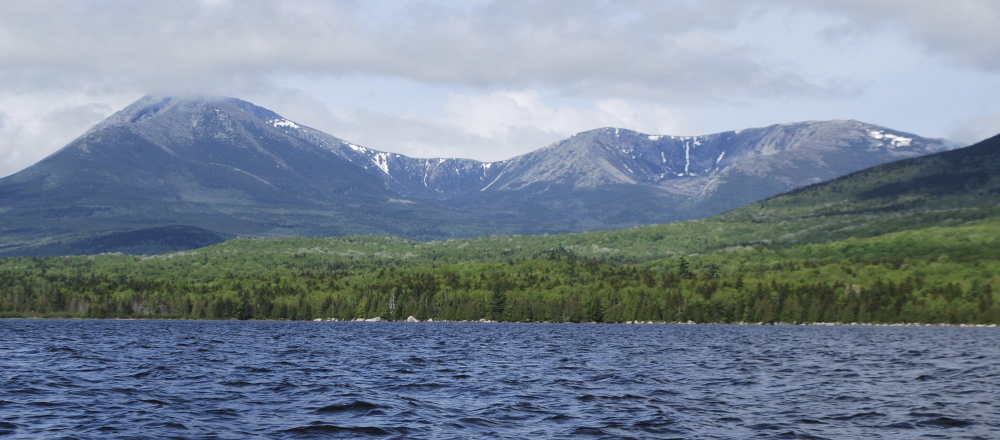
[372,152,390,174]
[269,119,300,129]
[868,130,913,147]
[684,142,691,175]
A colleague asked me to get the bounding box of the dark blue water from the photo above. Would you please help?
[1,320,998,439]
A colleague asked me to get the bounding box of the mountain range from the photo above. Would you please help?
[0,95,955,256]
[2,130,997,322]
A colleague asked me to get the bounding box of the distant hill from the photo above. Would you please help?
[0,95,955,256]
[717,131,1000,246]
[761,131,999,210]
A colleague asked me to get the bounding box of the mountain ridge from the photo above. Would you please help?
[0,95,958,256]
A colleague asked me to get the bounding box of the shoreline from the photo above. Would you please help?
[2,316,997,327]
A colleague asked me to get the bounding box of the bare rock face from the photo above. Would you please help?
[0,95,955,256]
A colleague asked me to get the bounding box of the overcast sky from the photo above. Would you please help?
[1,0,999,177]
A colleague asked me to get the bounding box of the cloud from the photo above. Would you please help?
[1,1,995,102]
[443,89,691,141]
[270,89,693,163]
[0,99,119,178]
[0,0,837,102]
[782,0,1000,72]
[949,111,1000,145]
[434,89,692,161]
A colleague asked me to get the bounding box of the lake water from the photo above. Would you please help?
[0,320,998,439]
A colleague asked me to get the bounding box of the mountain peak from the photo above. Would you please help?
[89,94,282,134]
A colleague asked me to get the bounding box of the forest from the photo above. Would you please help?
[1,217,996,324]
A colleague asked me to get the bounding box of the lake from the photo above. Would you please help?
[1,320,998,439]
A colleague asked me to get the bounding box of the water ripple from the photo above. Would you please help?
[0,320,997,438]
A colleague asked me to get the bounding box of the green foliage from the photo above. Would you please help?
[489,283,508,322]
[0,217,997,324]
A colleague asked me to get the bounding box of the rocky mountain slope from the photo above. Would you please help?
[0,95,955,256]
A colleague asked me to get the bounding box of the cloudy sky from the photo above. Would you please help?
[1,0,999,177]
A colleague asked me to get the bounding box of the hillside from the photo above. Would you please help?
[1,134,997,324]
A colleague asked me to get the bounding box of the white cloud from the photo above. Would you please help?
[0,93,128,177]
[0,1,834,102]
[444,89,690,141]
[434,90,691,160]
[267,89,693,163]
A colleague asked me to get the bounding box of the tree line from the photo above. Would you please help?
[1,249,996,324]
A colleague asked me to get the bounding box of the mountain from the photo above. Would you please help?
[0,96,471,255]
[2,134,997,323]
[482,122,952,227]
[0,95,955,256]
[324,119,953,231]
